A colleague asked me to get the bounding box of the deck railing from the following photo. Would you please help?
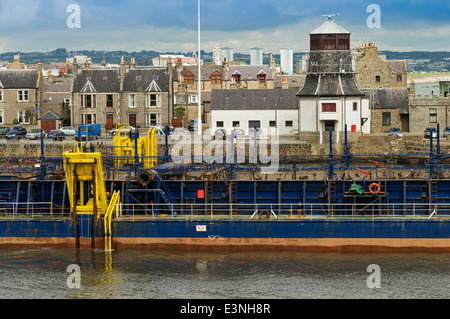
[116,202,450,221]
[0,202,59,218]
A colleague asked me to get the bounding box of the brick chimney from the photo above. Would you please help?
[120,56,126,76]
[130,58,136,69]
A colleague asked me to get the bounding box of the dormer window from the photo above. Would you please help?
[258,74,266,84]
[183,72,195,85]
[211,71,222,85]
[232,74,241,84]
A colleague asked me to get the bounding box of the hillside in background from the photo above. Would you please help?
[1,48,449,73]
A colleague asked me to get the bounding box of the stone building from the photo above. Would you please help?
[71,58,173,132]
[296,17,370,144]
[0,66,45,128]
[409,79,450,135]
[368,88,410,133]
[354,43,408,88]
[353,42,409,133]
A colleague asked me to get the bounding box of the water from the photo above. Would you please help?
[0,248,448,299]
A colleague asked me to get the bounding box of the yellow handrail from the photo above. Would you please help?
[104,190,120,252]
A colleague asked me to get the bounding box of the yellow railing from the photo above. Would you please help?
[104,190,120,252]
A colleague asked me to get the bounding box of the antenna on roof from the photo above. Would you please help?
[321,13,339,21]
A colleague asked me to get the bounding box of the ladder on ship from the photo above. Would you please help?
[229,181,237,215]
[429,179,438,213]
[328,179,337,215]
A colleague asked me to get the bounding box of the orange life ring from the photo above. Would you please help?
[369,183,381,194]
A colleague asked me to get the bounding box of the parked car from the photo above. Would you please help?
[47,130,66,141]
[424,127,438,139]
[6,125,27,140]
[59,126,77,136]
[213,129,227,140]
[109,125,137,136]
[25,129,46,140]
[444,127,450,137]
[232,128,245,139]
[188,119,198,131]
[0,127,10,138]
[158,125,175,135]
[77,124,102,140]
[388,127,402,138]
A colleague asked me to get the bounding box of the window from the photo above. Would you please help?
[17,110,30,124]
[232,74,241,84]
[430,108,437,123]
[0,109,3,124]
[322,103,336,112]
[232,121,240,128]
[269,121,276,127]
[183,72,195,85]
[146,94,161,108]
[382,112,391,126]
[106,95,113,107]
[18,90,29,102]
[353,102,358,112]
[0,90,3,102]
[211,72,222,85]
[82,114,97,125]
[375,75,381,83]
[216,121,224,128]
[258,74,266,84]
[189,95,198,104]
[129,94,136,108]
[397,75,403,82]
[146,113,160,127]
[82,94,96,108]
[285,121,293,127]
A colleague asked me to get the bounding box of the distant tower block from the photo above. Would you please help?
[222,47,234,62]
[250,47,263,65]
[280,48,294,75]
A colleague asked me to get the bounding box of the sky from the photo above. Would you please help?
[0,0,449,54]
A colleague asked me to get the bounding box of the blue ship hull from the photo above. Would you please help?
[0,217,449,251]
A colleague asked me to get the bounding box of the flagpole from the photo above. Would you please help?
[197,0,202,136]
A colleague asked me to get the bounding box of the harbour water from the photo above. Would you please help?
[0,248,448,300]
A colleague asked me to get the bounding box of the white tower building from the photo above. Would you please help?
[280,48,294,75]
[250,48,263,65]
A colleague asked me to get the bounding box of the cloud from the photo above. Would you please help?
[0,0,449,53]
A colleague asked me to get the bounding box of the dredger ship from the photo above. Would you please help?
[0,125,448,252]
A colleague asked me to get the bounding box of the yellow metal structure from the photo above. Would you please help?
[63,145,108,218]
[104,190,120,251]
[113,124,158,169]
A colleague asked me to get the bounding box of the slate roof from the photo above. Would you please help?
[0,70,39,89]
[178,65,226,81]
[227,65,273,81]
[386,61,407,74]
[297,74,365,97]
[210,89,298,111]
[38,110,63,121]
[72,69,121,93]
[364,87,410,114]
[123,68,171,92]
[274,75,306,89]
